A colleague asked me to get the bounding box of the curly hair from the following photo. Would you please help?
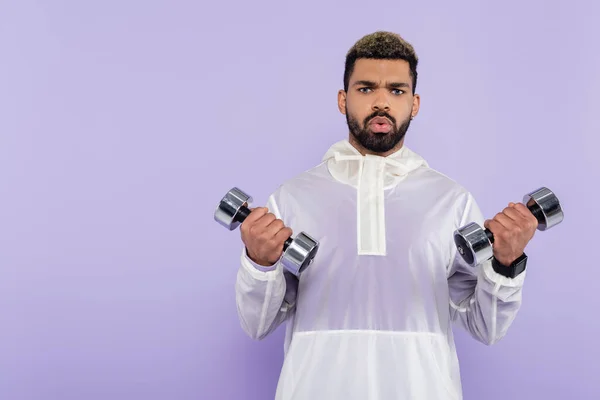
[343,31,419,94]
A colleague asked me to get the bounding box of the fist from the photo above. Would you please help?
[484,202,539,266]
[240,207,293,267]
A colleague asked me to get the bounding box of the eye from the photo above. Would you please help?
[358,87,372,93]
[391,89,404,95]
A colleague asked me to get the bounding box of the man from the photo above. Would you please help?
[234,31,538,399]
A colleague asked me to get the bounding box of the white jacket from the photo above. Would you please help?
[235,139,526,400]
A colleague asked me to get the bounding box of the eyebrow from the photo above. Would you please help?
[353,80,410,89]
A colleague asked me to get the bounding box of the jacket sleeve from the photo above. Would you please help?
[447,192,526,345]
[234,193,298,340]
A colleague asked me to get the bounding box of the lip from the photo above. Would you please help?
[368,116,392,125]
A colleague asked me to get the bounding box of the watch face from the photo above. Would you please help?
[512,255,527,276]
[492,254,527,278]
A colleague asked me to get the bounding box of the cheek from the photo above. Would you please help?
[346,103,370,121]
[347,95,371,111]
[350,100,369,112]
[398,97,414,110]
[393,99,414,117]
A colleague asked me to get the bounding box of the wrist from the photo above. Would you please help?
[245,247,275,267]
[492,252,528,278]
[494,253,521,266]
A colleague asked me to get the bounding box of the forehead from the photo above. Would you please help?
[350,58,411,84]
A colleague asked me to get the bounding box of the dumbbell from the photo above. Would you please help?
[453,187,564,267]
[214,187,319,276]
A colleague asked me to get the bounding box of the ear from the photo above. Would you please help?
[337,89,347,114]
[411,93,420,119]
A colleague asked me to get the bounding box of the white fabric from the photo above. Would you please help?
[235,139,526,400]
[322,140,429,255]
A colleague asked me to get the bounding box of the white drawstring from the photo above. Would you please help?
[329,146,427,256]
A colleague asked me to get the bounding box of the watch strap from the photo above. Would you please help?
[492,252,527,278]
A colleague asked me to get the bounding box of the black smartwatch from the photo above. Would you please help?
[492,253,528,278]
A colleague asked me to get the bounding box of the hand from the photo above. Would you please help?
[484,202,538,266]
[240,207,293,267]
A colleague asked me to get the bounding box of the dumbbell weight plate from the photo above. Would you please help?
[453,222,494,267]
[281,232,320,276]
[214,187,252,230]
[523,187,564,231]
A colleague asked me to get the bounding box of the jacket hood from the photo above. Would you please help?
[322,139,429,189]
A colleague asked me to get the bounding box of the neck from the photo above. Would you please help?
[348,135,405,157]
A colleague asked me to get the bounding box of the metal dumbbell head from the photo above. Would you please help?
[214,187,320,276]
[280,231,319,276]
[214,187,252,231]
[453,222,494,267]
[522,187,564,231]
[454,186,564,267]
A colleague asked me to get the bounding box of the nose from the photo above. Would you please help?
[372,92,390,112]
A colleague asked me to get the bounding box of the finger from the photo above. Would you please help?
[273,227,293,247]
[242,207,268,225]
[501,206,524,223]
[265,218,286,236]
[252,212,277,230]
[492,212,516,230]
[484,219,504,235]
[512,202,537,222]
[510,202,539,230]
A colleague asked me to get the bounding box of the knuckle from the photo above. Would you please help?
[248,224,258,236]
[498,230,510,241]
[530,221,538,230]
[267,237,280,247]
[252,228,266,241]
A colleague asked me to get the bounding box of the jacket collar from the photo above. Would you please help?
[322,139,429,189]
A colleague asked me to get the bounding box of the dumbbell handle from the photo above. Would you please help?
[483,201,545,243]
[234,205,293,250]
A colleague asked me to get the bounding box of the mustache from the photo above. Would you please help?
[364,111,396,125]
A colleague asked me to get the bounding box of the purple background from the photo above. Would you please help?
[1,1,599,399]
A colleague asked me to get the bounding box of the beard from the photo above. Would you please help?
[346,107,412,154]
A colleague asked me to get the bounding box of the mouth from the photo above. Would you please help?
[368,116,392,133]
